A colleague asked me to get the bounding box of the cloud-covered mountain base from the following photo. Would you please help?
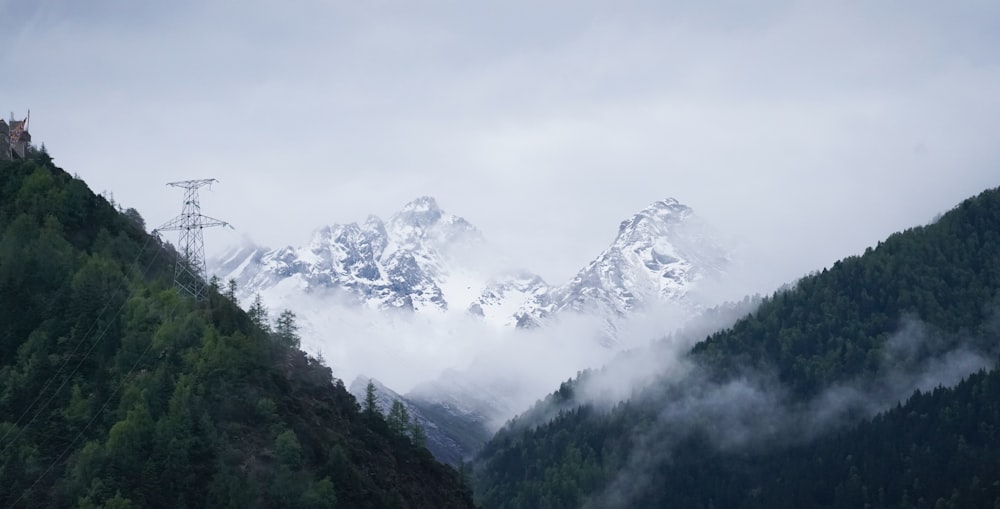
[588,316,995,508]
[474,186,1000,508]
[212,195,743,463]
[0,156,475,508]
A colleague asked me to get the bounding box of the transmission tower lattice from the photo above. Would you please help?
[155,179,232,300]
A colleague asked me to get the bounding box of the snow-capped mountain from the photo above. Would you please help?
[210,195,733,465]
[468,272,551,327]
[214,196,729,330]
[514,198,730,328]
[214,196,540,319]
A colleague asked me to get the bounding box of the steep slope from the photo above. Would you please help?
[0,156,474,508]
[213,197,730,331]
[515,198,730,327]
[474,186,1000,508]
[608,367,1000,508]
[348,377,487,467]
[468,272,550,327]
[211,196,731,467]
[216,196,511,315]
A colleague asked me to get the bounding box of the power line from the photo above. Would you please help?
[0,235,157,456]
[1,236,165,507]
[6,314,164,509]
[154,179,232,300]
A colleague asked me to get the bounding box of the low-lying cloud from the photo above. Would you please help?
[586,315,996,508]
[270,287,698,427]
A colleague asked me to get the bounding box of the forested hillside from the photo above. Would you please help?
[0,154,475,508]
[474,186,1000,508]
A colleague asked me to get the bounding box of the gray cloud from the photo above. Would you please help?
[3,1,999,289]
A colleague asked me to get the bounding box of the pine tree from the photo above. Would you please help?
[387,400,411,438]
[363,380,380,421]
[410,422,427,448]
[274,309,300,349]
[248,293,270,333]
[224,278,238,304]
[0,154,477,508]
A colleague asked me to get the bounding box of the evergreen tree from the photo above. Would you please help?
[302,477,338,509]
[387,400,411,438]
[224,278,238,304]
[274,309,300,348]
[123,207,145,231]
[0,156,475,508]
[410,422,427,448]
[363,380,380,421]
[474,185,1000,508]
[248,292,270,333]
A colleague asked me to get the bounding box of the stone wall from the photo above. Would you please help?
[0,121,10,161]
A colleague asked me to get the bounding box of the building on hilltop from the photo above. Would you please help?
[0,111,31,161]
[0,119,8,160]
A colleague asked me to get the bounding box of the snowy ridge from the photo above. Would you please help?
[469,272,551,327]
[348,376,476,466]
[514,198,730,329]
[212,196,730,332]
[214,196,534,320]
[209,195,734,465]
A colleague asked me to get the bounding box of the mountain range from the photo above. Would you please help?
[473,187,1000,508]
[212,196,730,332]
[9,146,997,509]
[210,195,733,464]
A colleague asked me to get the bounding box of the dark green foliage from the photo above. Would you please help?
[274,309,301,349]
[224,278,238,305]
[388,400,411,437]
[692,190,1000,395]
[475,186,1000,508]
[411,421,427,449]
[247,293,270,334]
[0,156,474,508]
[364,380,380,421]
[572,367,1000,509]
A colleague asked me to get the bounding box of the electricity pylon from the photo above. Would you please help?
[155,179,232,300]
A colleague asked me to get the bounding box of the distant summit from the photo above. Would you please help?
[213,196,731,331]
[511,197,731,330]
[214,196,498,314]
[210,195,734,465]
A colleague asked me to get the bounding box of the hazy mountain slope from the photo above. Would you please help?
[515,198,730,327]
[213,196,730,331]
[348,377,488,467]
[0,155,474,508]
[618,367,1000,508]
[215,196,514,316]
[210,196,733,468]
[474,186,1000,508]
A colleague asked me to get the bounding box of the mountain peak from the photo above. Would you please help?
[538,196,729,323]
[619,198,693,234]
[401,196,440,213]
[642,197,692,219]
[649,197,684,210]
[391,196,446,232]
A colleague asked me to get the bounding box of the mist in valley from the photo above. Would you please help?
[584,314,998,508]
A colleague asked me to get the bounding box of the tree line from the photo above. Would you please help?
[0,155,475,508]
[474,186,1000,508]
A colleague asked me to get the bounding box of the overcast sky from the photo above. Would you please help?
[3,1,999,289]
